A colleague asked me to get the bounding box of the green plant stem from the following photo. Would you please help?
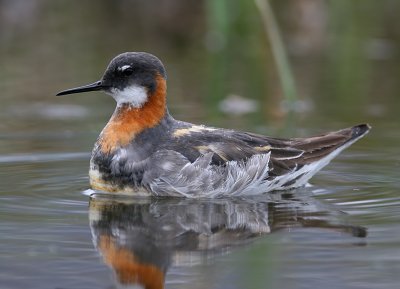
[255,0,297,104]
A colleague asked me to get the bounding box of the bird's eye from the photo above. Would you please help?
[117,65,134,76]
[122,67,134,76]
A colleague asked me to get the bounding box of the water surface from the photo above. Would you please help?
[1,118,399,289]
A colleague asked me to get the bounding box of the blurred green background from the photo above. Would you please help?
[1,0,399,141]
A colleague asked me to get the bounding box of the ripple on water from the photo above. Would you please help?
[0,152,89,163]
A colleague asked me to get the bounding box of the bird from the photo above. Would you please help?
[57,52,370,198]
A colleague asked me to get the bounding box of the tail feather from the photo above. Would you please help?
[349,124,371,141]
[292,124,370,164]
[269,124,370,183]
[269,124,370,189]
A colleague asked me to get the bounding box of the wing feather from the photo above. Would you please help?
[163,124,370,179]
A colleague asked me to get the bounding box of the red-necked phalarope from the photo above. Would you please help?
[57,52,370,197]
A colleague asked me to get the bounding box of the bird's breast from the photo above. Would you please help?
[88,166,150,196]
[89,145,151,195]
[98,107,164,154]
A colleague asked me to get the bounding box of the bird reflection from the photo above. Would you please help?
[89,191,366,289]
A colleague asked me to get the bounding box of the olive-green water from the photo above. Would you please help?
[1,1,400,289]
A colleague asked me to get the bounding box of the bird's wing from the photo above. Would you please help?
[238,124,370,177]
[166,125,302,177]
[167,124,369,179]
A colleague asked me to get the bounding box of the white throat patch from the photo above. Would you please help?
[108,85,148,108]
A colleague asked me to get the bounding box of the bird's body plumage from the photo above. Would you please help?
[57,52,370,198]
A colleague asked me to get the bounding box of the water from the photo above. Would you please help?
[1,1,400,288]
[1,109,399,289]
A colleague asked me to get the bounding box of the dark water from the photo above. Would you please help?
[1,1,400,288]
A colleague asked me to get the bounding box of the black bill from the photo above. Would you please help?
[56,81,106,96]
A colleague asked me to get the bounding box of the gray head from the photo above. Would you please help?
[57,52,167,107]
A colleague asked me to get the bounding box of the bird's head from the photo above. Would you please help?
[57,52,167,108]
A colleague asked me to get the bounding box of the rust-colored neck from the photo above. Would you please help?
[99,76,167,153]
